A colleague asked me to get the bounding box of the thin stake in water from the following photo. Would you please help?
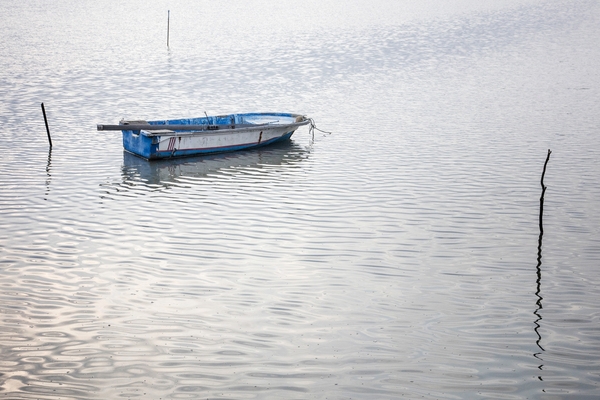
[534,149,551,356]
[539,149,552,234]
[167,10,170,48]
[41,102,52,147]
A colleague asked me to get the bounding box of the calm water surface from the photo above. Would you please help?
[1,0,599,398]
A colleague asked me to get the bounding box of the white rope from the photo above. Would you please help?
[308,118,332,141]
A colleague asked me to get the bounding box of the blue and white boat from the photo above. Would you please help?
[97,112,310,160]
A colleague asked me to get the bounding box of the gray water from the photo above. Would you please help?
[1,0,600,398]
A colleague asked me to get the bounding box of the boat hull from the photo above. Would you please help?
[119,112,308,160]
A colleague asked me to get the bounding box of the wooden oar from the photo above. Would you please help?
[97,120,309,132]
[98,124,225,131]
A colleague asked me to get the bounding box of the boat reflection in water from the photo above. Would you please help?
[120,140,310,187]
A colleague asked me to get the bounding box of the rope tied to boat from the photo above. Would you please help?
[307,118,331,141]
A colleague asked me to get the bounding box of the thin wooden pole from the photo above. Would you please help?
[41,103,52,147]
[539,149,552,234]
[540,149,551,191]
[534,148,551,354]
[167,10,170,48]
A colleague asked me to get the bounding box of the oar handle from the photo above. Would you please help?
[97,124,217,131]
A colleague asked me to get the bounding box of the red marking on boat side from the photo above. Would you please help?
[167,137,176,151]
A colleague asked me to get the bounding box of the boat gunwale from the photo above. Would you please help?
[98,120,309,136]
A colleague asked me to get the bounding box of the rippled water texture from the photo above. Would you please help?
[1,0,600,398]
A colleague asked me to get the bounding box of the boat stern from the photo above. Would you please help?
[122,129,160,160]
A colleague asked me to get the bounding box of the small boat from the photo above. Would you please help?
[97,112,310,160]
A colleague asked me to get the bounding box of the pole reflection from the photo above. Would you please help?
[44,147,52,200]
